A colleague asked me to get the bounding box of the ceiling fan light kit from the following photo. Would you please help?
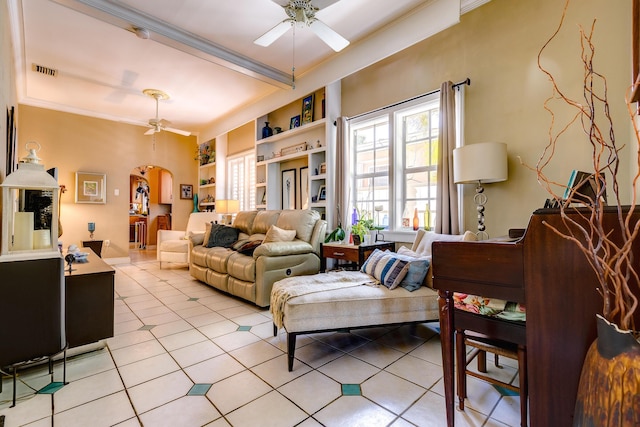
[255,0,349,52]
[142,89,191,137]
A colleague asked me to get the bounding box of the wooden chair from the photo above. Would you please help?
[457,331,527,422]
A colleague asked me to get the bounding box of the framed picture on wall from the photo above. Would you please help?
[180,184,193,199]
[282,168,296,209]
[301,94,314,125]
[299,166,309,209]
[75,172,106,204]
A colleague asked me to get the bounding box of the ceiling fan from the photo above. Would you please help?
[142,89,191,136]
[254,0,349,52]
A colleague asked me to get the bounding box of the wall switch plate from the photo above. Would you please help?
[114,189,119,196]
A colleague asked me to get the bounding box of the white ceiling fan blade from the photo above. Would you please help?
[165,127,191,137]
[144,128,155,136]
[309,19,349,52]
[254,20,292,47]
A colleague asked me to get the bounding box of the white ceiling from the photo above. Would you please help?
[7,0,488,136]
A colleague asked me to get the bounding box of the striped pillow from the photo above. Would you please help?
[360,249,410,289]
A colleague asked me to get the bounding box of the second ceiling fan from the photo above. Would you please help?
[143,89,191,137]
[254,0,349,52]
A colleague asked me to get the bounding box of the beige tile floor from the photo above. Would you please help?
[0,250,524,426]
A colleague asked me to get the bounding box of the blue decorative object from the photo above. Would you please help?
[262,122,273,139]
[193,194,199,212]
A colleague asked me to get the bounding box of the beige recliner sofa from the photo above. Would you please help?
[189,209,327,307]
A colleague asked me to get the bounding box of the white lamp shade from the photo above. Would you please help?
[453,142,508,184]
[216,199,240,214]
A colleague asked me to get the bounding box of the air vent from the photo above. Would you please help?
[32,63,58,77]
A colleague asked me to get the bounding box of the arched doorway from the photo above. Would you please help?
[129,165,173,255]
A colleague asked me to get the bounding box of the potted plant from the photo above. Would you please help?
[531,2,640,425]
[350,210,382,245]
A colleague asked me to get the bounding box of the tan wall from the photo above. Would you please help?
[17,105,198,259]
[227,121,255,156]
[342,0,632,236]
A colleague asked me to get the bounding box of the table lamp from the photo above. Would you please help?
[453,142,508,240]
[216,200,240,225]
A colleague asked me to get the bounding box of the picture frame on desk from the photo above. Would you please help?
[290,115,300,129]
[301,94,314,125]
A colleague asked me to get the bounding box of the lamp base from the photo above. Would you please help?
[474,182,488,240]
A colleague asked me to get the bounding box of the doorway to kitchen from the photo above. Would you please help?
[129,165,173,254]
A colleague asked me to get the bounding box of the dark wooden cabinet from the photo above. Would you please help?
[432,207,640,427]
[64,250,115,347]
[320,241,395,272]
[0,257,66,368]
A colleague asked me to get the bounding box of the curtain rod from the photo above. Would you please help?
[343,77,470,122]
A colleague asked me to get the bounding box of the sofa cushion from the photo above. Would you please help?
[233,211,258,235]
[206,224,240,248]
[252,210,281,234]
[263,225,296,243]
[226,252,256,282]
[276,210,320,243]
[360,249,410,290]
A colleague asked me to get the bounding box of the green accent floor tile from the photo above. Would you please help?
[237,326,251,331]
[38,382,65,394]
[138,325,156,331]
[341,384,361,396]
[492,384,519,396]
[188,384,212,396]
[188,297,199,301]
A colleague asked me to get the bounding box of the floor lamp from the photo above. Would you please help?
[216,199,240,225]
[453,142,508,240]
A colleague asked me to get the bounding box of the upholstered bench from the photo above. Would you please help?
[271,270,440,371]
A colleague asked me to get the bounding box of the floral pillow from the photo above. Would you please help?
[453,292,526,322]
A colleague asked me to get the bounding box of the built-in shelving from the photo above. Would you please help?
[197,141,218,212]
[253,82,339,227]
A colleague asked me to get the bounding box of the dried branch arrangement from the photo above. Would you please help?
[532,0,640,331]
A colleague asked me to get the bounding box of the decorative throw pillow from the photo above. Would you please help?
[202,222,214,246]
[414,230,477,257]
[237,240,262,256]
[360,249,410,290]
[231,239,251,251]
[205,224,240,248]
[263,225,296,243]
[394,253,431,292]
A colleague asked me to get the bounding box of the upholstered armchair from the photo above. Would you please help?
[157,212,218,268]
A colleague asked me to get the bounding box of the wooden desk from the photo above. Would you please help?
[432,207,640,427]
[320,241,394,272]
[65,250,115,348]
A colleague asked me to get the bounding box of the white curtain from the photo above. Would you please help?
[334,117,350,232]
[435,81,460,234]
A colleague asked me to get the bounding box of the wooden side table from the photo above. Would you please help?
[321,241,395,272]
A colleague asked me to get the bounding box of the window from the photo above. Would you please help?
[350,95,439,232]
[227,151,256,211]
